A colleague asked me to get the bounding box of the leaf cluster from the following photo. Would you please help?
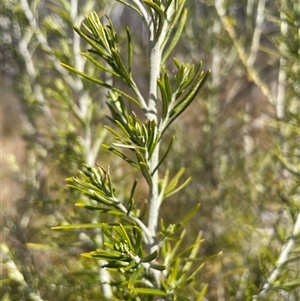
[61,10,210,127]
[61,11,145,108]
[52,2,211,300]
[52,163,207,300]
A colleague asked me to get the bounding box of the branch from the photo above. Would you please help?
[11,18,56,130]
[19,0,80,91]
[247,0,267,67]
[214,0,274,104]
[254,213,300,299]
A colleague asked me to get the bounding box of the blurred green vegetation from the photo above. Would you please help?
[1,0,299,300]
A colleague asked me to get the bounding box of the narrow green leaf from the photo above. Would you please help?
[164,176,191,199]
[158,169,170,204]
[177,277,195,288]
[274,279,300,289]
[168,229,186,262]
[66,186,99,202]
[169,258,180,282]
[147,120,160,158]
[111,48,132,85]
[114,224,135,253]
[93,192,116,205]
[150,263,166,271]
[102,144,140,170]
[52,223,102,230]
[82,250,125,260]
[173,63,195,97]
[173,57,181,69]
[130,288,167,296]
[135,151,153,188]
[104,242,115,250]
[164,71,173,104]
[68,178,101,192]
[139,161,153,188]
[75,202,126,216]
[162,8,188,62]
[161,1,186,49]
[105,16,118,47]
[140,250,158,263]
[196,284,208,301]
[166,70,211,131]
[175,64,198,98]
[102,224,121,244]
[128,265,144,288]
[187,262,204,281]
[60,63,141,106]
[81,52,120,78]
[73,25,108,58]
[172,67,204,113]
[86,12,107,44]
[178,233,203,277]
[152,136,175,175]
[133,226,143,254]
[114,120,132,139]
[115,0,143,17]
[143,0,164,40]
[126,26,133,75]
[164,167,186,195]
[104,125,122,139]
[177,203,201,228]
[160,218,166,233]
[121,259,137,272]
[128,179,138,215]
[141,123,149,144]
[96,249,124,259]
[176,295,191,301]
[158,79,170,119]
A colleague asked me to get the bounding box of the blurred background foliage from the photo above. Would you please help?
[1,0,299,300]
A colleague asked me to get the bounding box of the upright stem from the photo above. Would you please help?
[148,143,161,240]
[71,3,113,296]
[254,213,300,300]
[147,40,162,241]
[247,0,266,68]
[276,0,287,120]
[147,43,161,121]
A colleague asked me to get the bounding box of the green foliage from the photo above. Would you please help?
[2,0,299,300]
[50,1,209,300]
[52,163,205,299]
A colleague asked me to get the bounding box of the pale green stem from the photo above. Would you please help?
[145,0,176,241]
[72,1,113,296]
[247,0,266,67]
[276,0,288,120]
[244,0,265,157]
[254,213,300,299]
[131,0,152,25]
[147,43,161,121]
[147,41,162,243]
